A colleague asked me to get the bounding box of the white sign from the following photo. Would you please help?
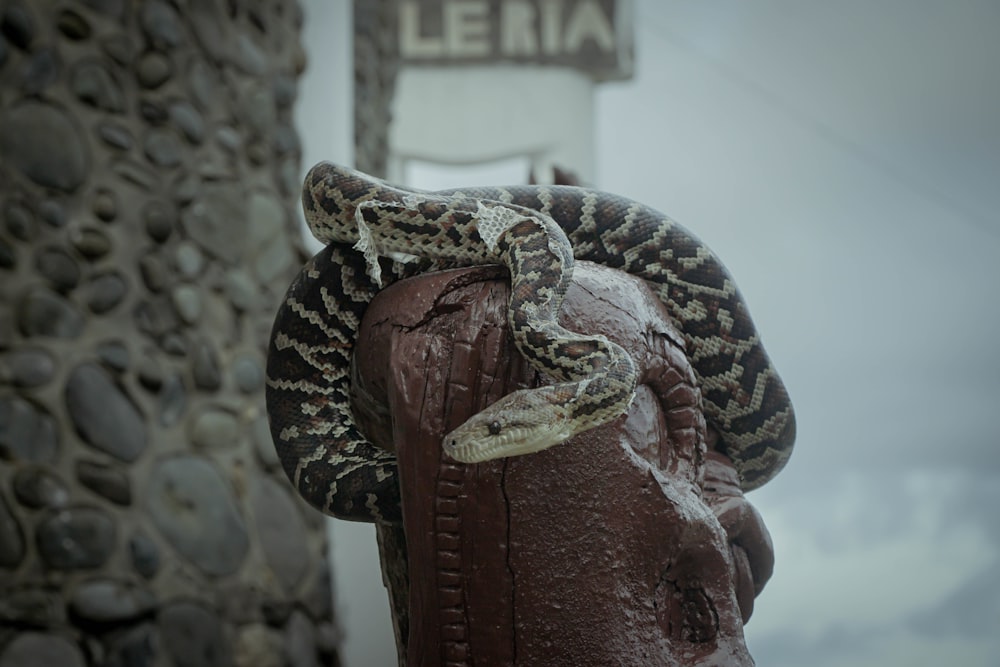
[398,0,633,81]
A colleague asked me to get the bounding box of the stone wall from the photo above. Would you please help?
[0,2,338,665]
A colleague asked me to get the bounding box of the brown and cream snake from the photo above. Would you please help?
[265,163,795,521]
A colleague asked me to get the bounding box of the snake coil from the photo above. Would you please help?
[265,163,795,521]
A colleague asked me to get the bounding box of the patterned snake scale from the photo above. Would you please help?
[266,162,796,521]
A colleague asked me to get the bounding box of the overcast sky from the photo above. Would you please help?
[299,2,1000,665]
[603,2,1000,665]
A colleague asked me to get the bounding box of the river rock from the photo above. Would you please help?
[159,602,230,667]
[242,86,276,137]
[171,284,203,325]
[191,338,220,390]
[174,172,200,203]
[252,414,279,468]
[140,0,183,49]
[38,199,66,228]
[180,182,247,264]
[0,100,88,192]
[57,8,91,40]
[158,372,186,426]
[0,493,25,567]
[100,32,133,65]
[234,33,267,76]
[217,582,264,626]
[69,225,111,259]
[234,624,282,667]
[0,589,65,626]
[232,354,263,393]
[1,4,35,50]
[69,578,156,624]
[189,407,239,449]
[279,157,299,196]
[65,362,147,461]
[18,286,84,338]
[143,200,175,242]
[113,158,157,190]
[19,48,59,96]
[135,50,172,89]
[138,252,167,292]
[188,59,222,110]
[144,127,182,167]
[36,506,116,570]
[273,73,297,108]
[0,394,58,462]
[96,339,129,372]
[160,331,188,356]
[283,610,319,667]
[131,297,168,338]
[246,139,268,165]
[4,198,35,241]
[139,98,168,124]
[0,307,12,349]
[92,188,117,221]
[147,456,249,576]
[303,567,334,621]
[247,191,292,283]
[170,100,205,144]
[224,269,256,312]
[129,530,160,579]
[85,271,128,313]
[273,124,299,156]
[76,460,132,505]
[71,59,125,112]
[81,0,125,18]
[0,238,15,269]
[98,121,133,151]
[0,633,85,667]
[5,346,56,387]
[12,464,69,509]
[35,246,81,292]
[216,125,242,152]
[253,476,308,592]
[135,353,163,390]
[174,240,204,278]
[104,623,158,667]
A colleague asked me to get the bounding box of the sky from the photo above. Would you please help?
[602,2,1000,665]
[297,2,1000,665]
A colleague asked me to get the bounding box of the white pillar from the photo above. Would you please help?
[389,65,597,185]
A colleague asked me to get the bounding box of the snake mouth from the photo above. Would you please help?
[443,422,574,463]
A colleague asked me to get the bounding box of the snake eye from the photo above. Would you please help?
[488,421,502,436]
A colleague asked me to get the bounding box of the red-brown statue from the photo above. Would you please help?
[265,163,792,665]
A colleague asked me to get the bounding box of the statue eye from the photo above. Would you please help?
[488,421,502,436]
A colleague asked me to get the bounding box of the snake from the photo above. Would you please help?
[265,162,796,521]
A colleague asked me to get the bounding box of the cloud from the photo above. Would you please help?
[747,470,1000,665]
[749,622,1000,667]
[909,557,1000,639]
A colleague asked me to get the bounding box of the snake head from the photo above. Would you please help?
[443,387,577,463]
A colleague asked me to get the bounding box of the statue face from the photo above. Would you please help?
[352,262,773,664]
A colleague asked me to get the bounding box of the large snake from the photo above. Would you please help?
[266,163,795,521]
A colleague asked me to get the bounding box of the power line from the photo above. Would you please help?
[635,12,1000,241]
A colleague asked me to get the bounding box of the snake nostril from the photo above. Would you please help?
[488,421,502,436]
